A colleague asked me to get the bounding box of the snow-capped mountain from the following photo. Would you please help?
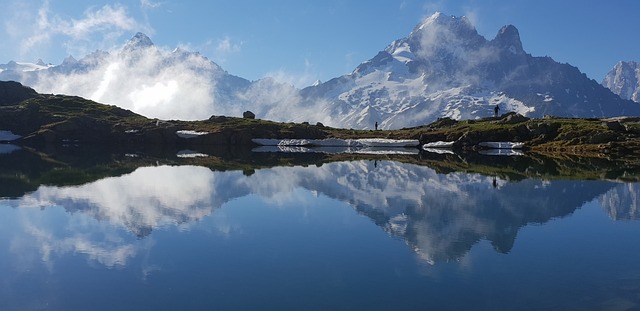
[2,14,639,128]
[122,31,155,52]
[602,61,640,103]
[0,59,52,72]
[0,32,254,121]
[301,12,640,129]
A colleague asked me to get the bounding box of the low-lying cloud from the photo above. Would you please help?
[6,42,337,124]
[29,47,217,120]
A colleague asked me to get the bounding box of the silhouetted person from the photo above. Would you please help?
[494,104,500,117]
[375,121,378,130]
[492,176,497,188]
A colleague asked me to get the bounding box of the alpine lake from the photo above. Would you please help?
[1,143,639,311]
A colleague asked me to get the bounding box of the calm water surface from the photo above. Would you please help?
[1,152,639,310]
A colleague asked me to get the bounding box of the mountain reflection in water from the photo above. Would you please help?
[3,144,640,310]
[3,159,637,266]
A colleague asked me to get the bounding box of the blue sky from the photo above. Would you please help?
[1,0,638,86]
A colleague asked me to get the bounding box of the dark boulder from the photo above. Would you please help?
[602,121,625,131]
[429,117,458,128]
[496,112,529,124]
[209,115,230,122]
[242,111,255,119]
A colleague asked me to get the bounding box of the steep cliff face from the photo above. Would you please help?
[602,61,640,103]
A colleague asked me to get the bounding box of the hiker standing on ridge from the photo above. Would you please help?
[494,104,500,117]
[375,122,378,130]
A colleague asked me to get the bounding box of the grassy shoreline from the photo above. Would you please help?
[1,82,639,160]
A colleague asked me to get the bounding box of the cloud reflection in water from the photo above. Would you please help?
[3,161,636,269]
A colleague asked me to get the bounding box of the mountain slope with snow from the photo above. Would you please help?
[301,12,640,129]
[602,61,640,103]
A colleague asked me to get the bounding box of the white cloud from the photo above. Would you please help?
[11,214,147,270]
[205,36,243,66]
[11,0,147,59]
[344,51,360,72]
[264,69,315,89]
[5,6,339,126]
[216,36,242,54]
[413,11,498,86]
[23,166,222,231]
[61,5,139,39]
[32,45,217,120]
[422,1,446,14]
[16,0,54,55]
[140,0,162,9]
[236,77,336,126]
[264,58,319,88]
[462,6,481,29]
[9,35,339,124]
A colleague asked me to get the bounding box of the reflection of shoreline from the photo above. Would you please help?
[2,144,639,199]
[5,161,630,267]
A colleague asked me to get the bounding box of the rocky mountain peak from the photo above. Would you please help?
[413,12,474,33]
[493,25,524,54]
[406,12,485,63]
[61,55,78,66]
[122,32,155,52]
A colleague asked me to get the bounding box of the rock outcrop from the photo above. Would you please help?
[243,110,256,119]
[0,81,38,106]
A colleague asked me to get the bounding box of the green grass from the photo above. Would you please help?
[9,94,640,160]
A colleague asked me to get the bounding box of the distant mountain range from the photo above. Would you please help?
[1,12,639,129]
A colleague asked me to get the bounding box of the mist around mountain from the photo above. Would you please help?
[2,13,639,129]
[0,32,337,125]
[602,61,640,103]
[0,32,254,121]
